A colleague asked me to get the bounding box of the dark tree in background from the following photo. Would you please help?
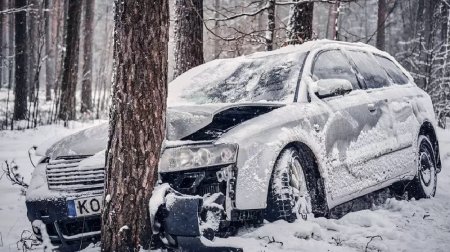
[44,0,54,101]
[376,0,387,50]
[173,0,204,78]
[13,0,28,120]
[101,0,169,250]
[59,0,82,121]
[81,0,94,113]
[287,0,314,45]
[0,0,4,87]
[266,0,275,51]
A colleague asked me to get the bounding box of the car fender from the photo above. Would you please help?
[216,104,329,210]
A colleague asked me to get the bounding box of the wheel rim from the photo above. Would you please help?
[289,156,311,220]
[419,140,435,186]
[419,152,432,186]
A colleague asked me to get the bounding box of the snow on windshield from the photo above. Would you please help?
[169,51,307,105]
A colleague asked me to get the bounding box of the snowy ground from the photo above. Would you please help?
[0,123,449,251]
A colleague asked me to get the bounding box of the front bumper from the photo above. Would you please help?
[26,197,101,251]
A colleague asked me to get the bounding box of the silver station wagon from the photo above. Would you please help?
[26,40,441,250]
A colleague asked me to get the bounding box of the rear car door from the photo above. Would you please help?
[310,49,389,201]
[344,50,414,180]
[372,54,419,175]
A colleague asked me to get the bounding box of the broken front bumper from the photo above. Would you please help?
[150,187,242,252]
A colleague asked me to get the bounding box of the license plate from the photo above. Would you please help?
[67,195,103,217]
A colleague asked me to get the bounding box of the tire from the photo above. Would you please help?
[409,135,437,199]
[265,147,312,222]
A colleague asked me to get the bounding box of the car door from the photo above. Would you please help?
[310,49,392,202]
[344,50,414,180]
[372,54,420,175]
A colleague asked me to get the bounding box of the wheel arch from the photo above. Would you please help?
[419,121,442,172]
[282,141,329,217]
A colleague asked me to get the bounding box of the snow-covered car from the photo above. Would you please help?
[26,40,442,250]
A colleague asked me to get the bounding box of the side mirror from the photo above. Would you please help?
[314,79,353,98]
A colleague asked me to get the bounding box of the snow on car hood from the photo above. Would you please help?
[45,123,109,159]
[44,103,284,158]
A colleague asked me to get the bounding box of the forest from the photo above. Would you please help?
[1,0,450,251]
[0,0,449,130]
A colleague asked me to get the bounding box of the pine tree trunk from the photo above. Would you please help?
[287,0,314,45]
[0,0,4,87]
[173,0,203,79]
[45,0,54,101]
[80,0,94,113]
[326,1,340,40]
[13,0,28,120]
[266,0,275,51]
[8,0,15,91]
[101,0,169,250]
[58,0,81,121]
[376,0,387,50]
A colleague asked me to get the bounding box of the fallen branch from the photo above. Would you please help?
[16,230,40,251]
[365,235,383,252]
[1,160,29,189]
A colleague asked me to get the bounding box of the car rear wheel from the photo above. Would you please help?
[265,147,312,222]
[409,135,437,199]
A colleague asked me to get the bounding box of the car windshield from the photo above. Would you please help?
[168,51,307,105]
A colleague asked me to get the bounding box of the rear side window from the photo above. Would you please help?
[374,55,410,85]
[346,50,390,89]
[312,50,360,90]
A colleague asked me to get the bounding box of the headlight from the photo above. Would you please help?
[159,143,238,171]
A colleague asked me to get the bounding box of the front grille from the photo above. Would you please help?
[46,155,105,191]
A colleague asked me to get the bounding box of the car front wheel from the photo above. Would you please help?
[265,147,312,222]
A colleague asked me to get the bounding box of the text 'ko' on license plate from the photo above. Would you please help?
[67,195,103,217]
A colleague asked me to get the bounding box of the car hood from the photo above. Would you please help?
[44,102,284,158]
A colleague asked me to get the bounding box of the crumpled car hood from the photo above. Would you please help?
[43,102,283,158]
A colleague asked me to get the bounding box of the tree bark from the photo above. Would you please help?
[376,0,387,50]
[58,0,81,121]
[8,0,15,90]
[13,0,28,120]
[101,0,169,250]
[326,1,341,40]
[266,0,275,51]
[173,0,204,79]
[81,0,94,113]
[45,0,54,101]
[287,0,314,45]
[0,0,4,87]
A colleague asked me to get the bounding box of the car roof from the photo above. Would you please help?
[246,39,383,59]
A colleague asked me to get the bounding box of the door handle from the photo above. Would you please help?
[368,103,377,112]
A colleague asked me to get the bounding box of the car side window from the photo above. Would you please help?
[373,55,410,85]
[312,50,360,90]
[346,50,391,89]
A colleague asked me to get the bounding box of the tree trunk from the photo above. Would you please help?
[173,0,203,79]
[8,0,15,90]
[287,0,314,45]
[58,0,81,121]
[0,0,4,87]
[266,0,275,51]
[45,0,54,101]
[101,0,169,250]
[80,0,94,113]
[326,1,341,40]
[376,0,387,50]
[13,0,28,120]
